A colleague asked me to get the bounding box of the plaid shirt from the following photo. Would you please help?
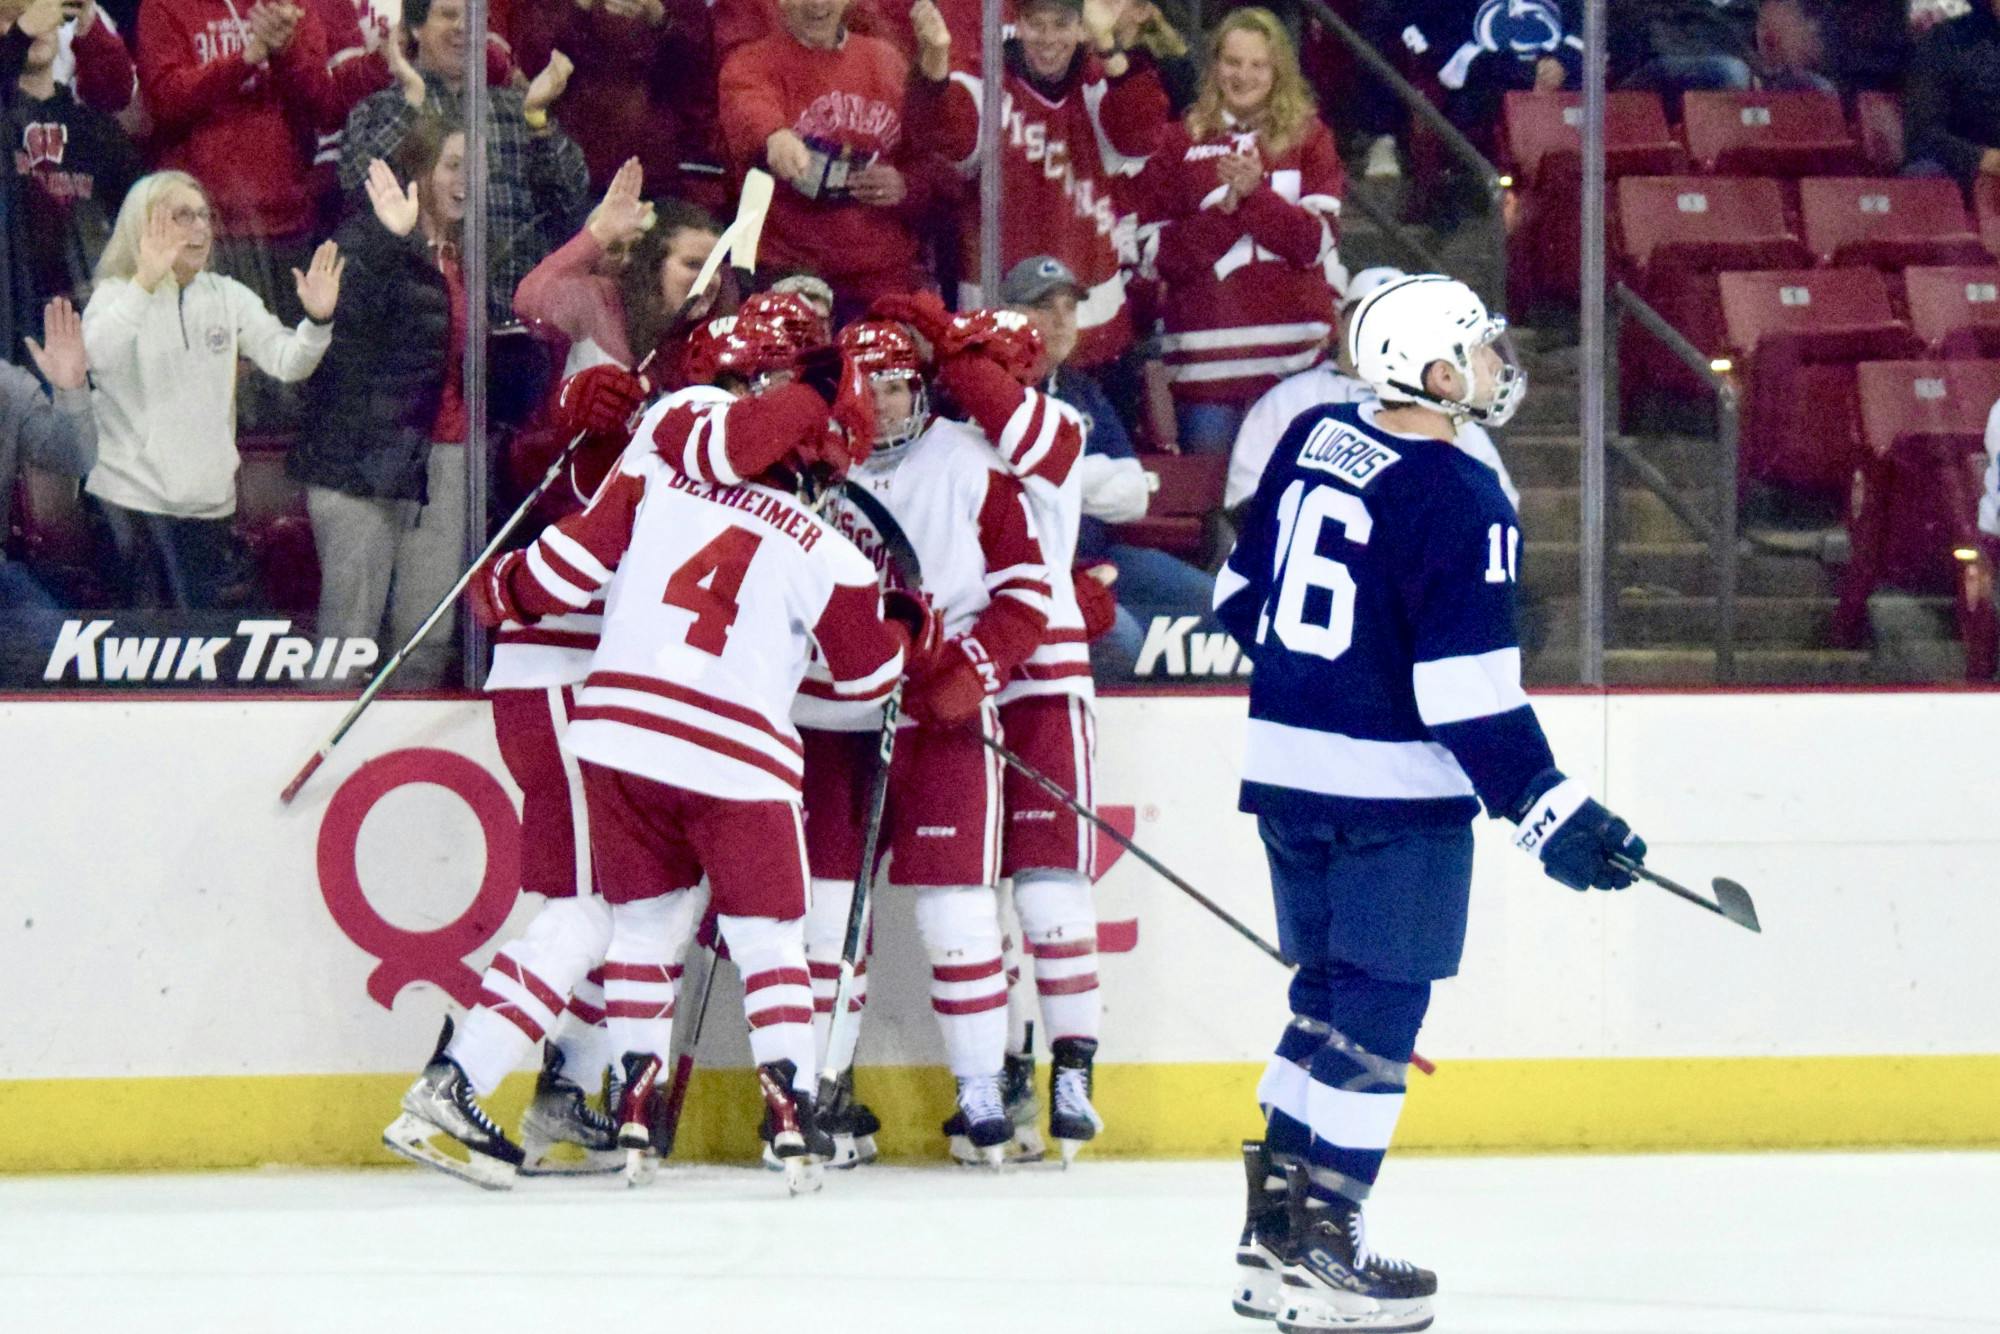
[338,73,590,323]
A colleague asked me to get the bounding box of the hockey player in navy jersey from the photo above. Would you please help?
[1214,273,1647,1332]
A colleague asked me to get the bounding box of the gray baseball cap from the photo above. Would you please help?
[1000,255,1083,307]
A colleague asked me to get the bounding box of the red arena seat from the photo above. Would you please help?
[1617,176,1810,411]
[1798,177,1988,271]
[1904,266,2000,358]
[1834,359,2000,677]
[1107,453,1229,563]
[1503,91,1685,307]
[1681,90,1864,178]
[1978,178,2000,259]
[1718,268,1920,492]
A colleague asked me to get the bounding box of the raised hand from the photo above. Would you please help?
[384,29,428,108]
[364,158,421,236]
[911,0,950,79]
[523,50,573,116]
[586,157,656,247]
[14,0,66,40]
[134,202,182,291]
[24,297,87,391]
[293,239,346,322]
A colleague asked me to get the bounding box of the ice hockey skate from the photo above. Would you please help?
[611,1051,662,1187]
[381,1017,525,1191]
[517,1045,620,1176]
[1231,1141,1292,1320]
[1001,1045,1048,1163]
[819,1067,881,1169]
[756,1061,827,1195]
[1048,1037,1103,1166]
[1275,1166,1436,1332]
[942,1073,1012,1166]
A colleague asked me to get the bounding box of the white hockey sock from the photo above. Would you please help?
[914,885,1008,1080]
[448,894,612,1097]
[1014,871,1101,1044]
[804,875,868,1072]
[999,884,1033,1053]
[550,965,610,1091]
[603,894,698,1063]
[720,913,816,1091]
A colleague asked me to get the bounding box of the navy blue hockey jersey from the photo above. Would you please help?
[1214,400,1556,830]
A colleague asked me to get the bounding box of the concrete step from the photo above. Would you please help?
[1524,541,1838,598]
[1521,486,1711,546]
[1525,646,1877,686]
[1536,594,1867,649]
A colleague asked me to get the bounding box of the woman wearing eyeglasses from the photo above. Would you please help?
[80,170,343,610]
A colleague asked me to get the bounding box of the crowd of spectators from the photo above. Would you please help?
[1,0,1997,681]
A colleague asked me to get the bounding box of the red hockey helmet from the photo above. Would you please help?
[679,311,799,388]
[739,290,830,350]
[837,319,929,454]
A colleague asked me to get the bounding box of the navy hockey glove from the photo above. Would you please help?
[1510,770,1645,892]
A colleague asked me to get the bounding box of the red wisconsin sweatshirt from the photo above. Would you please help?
[137,0,344,238]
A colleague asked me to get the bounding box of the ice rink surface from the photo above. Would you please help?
[3,1152,1995,1334]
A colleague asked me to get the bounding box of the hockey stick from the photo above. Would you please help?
[977,731,1440,1077]
[1613,857,1763,933]
[654,915,723,1159]
[278,171,777,806]
[815,482,924,1112]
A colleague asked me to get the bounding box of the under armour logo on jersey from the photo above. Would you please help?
[19,121,66,169]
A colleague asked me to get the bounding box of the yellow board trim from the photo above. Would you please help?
[3,1056,1997,1173]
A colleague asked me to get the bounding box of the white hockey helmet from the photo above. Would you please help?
[1346,273,1526,427]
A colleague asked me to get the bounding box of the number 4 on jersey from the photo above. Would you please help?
[663,526,764,654]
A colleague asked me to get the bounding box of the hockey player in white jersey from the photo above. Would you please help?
[911,301,1111,1164]
[1215,275,1647,1331]
[382,305,854,1190]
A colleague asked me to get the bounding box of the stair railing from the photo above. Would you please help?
[1609,282,1741,682]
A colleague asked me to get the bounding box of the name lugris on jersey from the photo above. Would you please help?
[1213,400,1555,829]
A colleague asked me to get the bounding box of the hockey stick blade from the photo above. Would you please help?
[668,168,774,329]
[1614,858,1763,933]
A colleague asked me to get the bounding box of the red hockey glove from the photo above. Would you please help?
[467,549,532,628]
[1073,563,1119,642]
[553,364,646,439]
[938,308,1045,385]
[866,290,952,356]
[827,349,877,469]
[903,635,1001,728]
[881,588,942,669]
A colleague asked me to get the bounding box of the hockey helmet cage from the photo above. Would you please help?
[1347,273,1526,426]
[837,319,930,454]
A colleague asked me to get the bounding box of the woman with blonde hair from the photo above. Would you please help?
[83,171,343,608]
[1133,7,1347,454]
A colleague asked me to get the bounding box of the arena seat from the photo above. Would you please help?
[1502,91,1685,307]
[1107,453,1229,564]
[235,434,319,618]
[1978,178,2000,259]
[1853,90,1905,173]
[1681,91,1864,178]
[1904,266,2000,358]
[1799,177,1988,271]
[1617,176,1810,411]
[1833,359,2000,677]
[1717,268,1920,492]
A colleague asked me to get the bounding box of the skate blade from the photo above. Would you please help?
[853,1133,879,1164]
[382,1114,516,1192]
[1277,1307,1431,1334]
[519,1134,623,1177]
[1009,1126,1047,1163]
[624,1147,659,1187]
[825,1134,863,1171]
[1055,1136,1088,1168]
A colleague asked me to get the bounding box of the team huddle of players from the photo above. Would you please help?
[381,286,1111,1194]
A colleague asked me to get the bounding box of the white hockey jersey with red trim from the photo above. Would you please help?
[483,385,740,691]
[797,416,1053,732]
[987,388,1093,704]
[509,435,904,803]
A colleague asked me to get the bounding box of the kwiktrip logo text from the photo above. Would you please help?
[44,619,381,683]
[1131,615,1256,678]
